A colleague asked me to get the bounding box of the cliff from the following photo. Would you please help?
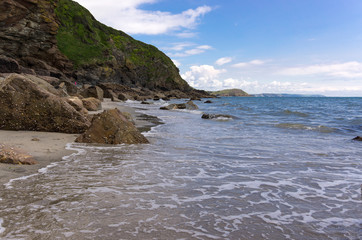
[0,0,205,95]
[210,89,250,97]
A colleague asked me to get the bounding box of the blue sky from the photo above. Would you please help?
[75,0,362,96]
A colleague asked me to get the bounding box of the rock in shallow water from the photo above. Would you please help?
[75,109,149,144]
[160,100,199,110]
[201,113,236,120]
[352,136,362,141]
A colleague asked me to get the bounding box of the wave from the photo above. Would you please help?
[275,123,336,133]
[0,218,4,235]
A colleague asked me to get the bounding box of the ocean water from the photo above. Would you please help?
[0,97,361,240]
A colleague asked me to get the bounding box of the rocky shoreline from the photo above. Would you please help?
[0,98,161,186]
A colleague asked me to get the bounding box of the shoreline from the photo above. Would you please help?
[0,99,159,186]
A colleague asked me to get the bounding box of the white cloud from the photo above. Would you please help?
[165,43,194,51]
[277,61,362,78]
[169,45,212,57]
[232,60,265,68]
[74,0,212,35]
[215,57,232,66]
[181,65,226,89]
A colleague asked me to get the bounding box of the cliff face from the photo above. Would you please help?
[0,0,193,92]
[0,0,72,76]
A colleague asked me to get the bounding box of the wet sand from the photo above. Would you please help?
[0,99,158,186]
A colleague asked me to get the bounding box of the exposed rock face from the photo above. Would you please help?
[0,0,213,98]
[0,74,90,133]
[0,55,20,73]
[0,0,72,76]
[75,109,149,144]
[82,97,102,111]
[0,144,37,165]
[160,101,199,111]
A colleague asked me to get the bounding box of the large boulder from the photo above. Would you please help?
[82,97,102,111]
[160,100,198,110]
[75,109,149,144]
[0,144,37,165]
[0,74,90,133]
[66,96,88,115]
[81,86,104,101]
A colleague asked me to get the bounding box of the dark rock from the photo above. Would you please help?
[118,93,127,101]
[153,96,160,101]
[202,113,236,120]
[160,101,198,110]
[186,100,199,110]
[0,144,37,165]
[75,109,149,144]
[59,80,79,96]
[0,74,90,133]
[204,100,213,104]
[141,101,151,105]
[0,55,20,73]
[81,86,104,101]
[82,97,102,111]
[352,136,362,141]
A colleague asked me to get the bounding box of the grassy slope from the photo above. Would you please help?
[54,0,188,89]
[211,89,250,97]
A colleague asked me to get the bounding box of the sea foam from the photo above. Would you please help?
[0,218,5,234]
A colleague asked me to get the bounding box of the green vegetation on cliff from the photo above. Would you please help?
[54,0,189,90]
[210,89,250,97]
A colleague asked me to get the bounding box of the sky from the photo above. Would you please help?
[74,0,362,96]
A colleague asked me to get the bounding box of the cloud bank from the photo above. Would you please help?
[74,0,212,35]
[277,61,362,78]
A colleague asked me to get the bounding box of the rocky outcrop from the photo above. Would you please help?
[0,74,90,133]
[201,114,236,120]
[75,109,149,144]
[160,101,199,111]
[0,0,213,99]
[0,0,72,76]
[82,97,102,111]
[210,89,249,97]
[0,144,37,165]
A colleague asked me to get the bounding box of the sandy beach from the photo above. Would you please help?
[0,99,158,186]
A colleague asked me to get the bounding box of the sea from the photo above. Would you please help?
[0,97,361,240]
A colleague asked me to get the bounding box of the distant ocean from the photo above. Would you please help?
[1,97,361,239]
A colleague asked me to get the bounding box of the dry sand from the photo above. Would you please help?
[0,99,159,186]
[0,131,77,185]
